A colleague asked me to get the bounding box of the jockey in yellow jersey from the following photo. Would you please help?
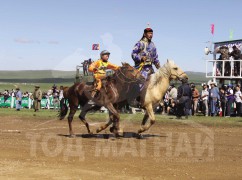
[88,50,119,98]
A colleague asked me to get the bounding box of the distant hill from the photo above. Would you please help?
[185,71,208,84]
[0,70,76,79]
[0,70,209,84]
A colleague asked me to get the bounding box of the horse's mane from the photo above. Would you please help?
[112,62,135,81]
[149,61,172,88]
[122,62,130,66]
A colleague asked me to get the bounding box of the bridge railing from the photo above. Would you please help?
[206,59,242,79]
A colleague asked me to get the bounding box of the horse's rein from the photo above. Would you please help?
[172,71,187,81]
[115,68,141,84]
[162,65,186,81]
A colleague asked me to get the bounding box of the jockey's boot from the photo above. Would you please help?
[91,89,98,98]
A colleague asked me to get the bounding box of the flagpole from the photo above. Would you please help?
[210,24,216,82]
[91,43,100,60]
[229,29,234,41]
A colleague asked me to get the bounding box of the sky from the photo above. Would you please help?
[0,0,242,72]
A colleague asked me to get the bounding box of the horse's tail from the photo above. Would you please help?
[58,87,69,120]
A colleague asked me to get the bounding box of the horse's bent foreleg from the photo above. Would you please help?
[96,118,113,133]
[107,103,121,133]
[141,112,149,126]
[138,112,149,133]
[138,104,155,133]
[96,103,122,136]
[96,111,114,133]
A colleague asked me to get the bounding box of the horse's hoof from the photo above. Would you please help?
[114,132,123,137]
[138,129,144,134]
[118,129,124,137]
[110,126,116,133]
[88,130,93,135]
[69,134,76,138]
[96,128,101,133]
[114,129,123,138]
[137,133,144,139]
[103,134,110,139]
[114,133,123,138]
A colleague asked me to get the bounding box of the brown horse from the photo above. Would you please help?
[137,60,188,134]
[59,62,145,137]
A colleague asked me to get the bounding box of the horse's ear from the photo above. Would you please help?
[121,62,124,66]
[167,59,170,63]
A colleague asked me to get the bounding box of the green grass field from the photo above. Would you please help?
[1,108,241,127]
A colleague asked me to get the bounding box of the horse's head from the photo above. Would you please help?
[166,59,188,81]
[117,62,145,83]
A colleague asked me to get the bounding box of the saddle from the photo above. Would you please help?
[91,76,114,98]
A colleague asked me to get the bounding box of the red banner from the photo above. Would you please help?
[211,24,214,35]
[92,44,100,50]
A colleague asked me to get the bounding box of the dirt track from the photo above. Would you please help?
[1,115,242,180]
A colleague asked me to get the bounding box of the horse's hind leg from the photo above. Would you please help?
[79,104,100,134]
[79,115,92,134]
[68,107,77,137]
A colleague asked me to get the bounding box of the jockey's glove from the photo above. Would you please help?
[141,56,148,61]
[155,63,160,69]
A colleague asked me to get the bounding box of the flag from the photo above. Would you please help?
[92,44,100,50]
[229,29,234,40]
[211,24,214,35]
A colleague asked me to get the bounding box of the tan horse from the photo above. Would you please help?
[138,59,188,134]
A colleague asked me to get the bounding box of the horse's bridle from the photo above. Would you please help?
[163,65,187,81]
[172,71,187,81]
[115,67,143,84]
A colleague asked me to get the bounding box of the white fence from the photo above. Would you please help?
[206,59,242,78]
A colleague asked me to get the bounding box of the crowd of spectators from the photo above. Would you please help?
[157,82,242,118]
[0,84,64,110]
[1,82,242,117]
